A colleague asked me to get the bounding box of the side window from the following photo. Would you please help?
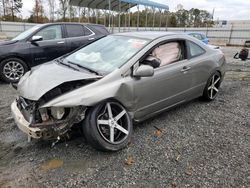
[149,41,185,68]
[93,25,109,35]
[187,41,205,58]
[36,25,62,41]
[66,24,84,38]
[83,26,93,36]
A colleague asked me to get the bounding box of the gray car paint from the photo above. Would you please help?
[17,32,226,122]
[18,62,102,101]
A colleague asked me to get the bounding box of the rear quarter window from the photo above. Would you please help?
[187,40,206,58]
[89,25,109,35]
[83,26,93,36]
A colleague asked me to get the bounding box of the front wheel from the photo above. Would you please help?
[83,101,133,151]
[202,72,222,101]
[0,58,28,83]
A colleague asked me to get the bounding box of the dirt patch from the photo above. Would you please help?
[40,159,64,172]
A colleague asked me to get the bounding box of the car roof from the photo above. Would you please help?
[113,31,179,40]
[40,22,105,27]
[187,32,205,35]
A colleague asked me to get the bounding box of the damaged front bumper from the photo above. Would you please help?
[11,99,86,140]
[11,100,42,138]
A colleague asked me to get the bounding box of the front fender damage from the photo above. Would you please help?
[41,77,135,113]
[15,70,135,141]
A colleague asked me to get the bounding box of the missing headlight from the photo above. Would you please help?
[39,108,49,122]
[51,107,65,120]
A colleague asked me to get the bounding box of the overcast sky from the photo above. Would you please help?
[22,0,250,20]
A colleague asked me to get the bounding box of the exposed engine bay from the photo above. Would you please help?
[13,79,97,140]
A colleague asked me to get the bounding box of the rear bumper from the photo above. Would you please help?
[11,100,42,139]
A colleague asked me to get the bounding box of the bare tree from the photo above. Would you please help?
[69,5,74,20]
[10,0,22,21]
[78,7,87,22]
[59,0,68,21]
[47,0,55,22]
[2,0,22,21]
[1,0,5,17]
[32,0,44,23]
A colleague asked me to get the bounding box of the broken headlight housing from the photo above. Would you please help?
[39,107,66,122]
[51,107,65,120]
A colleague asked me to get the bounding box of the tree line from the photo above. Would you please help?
[0,0,214,27]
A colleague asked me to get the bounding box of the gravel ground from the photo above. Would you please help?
[0,46,249,188]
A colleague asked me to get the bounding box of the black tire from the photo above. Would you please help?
[202,71,221,101]
[0,58,28,83]
[83,100,133,151]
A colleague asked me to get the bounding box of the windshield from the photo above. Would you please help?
[65,35,149,74]
[12,25,41,41]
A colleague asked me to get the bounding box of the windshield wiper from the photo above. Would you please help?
[68,61,101,76]
[55,59,80,72]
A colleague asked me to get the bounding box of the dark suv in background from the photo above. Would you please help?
[0,23,109,82]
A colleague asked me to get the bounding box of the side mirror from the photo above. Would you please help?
[133,65,154,78]
[31,35,43,43]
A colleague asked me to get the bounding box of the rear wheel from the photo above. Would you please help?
[0,58,28,83]
[202,72,221,101]
[83,100,133,151]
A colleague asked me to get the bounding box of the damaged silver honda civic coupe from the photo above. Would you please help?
[11,32,226,151]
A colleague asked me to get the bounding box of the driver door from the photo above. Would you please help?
[29,25,67,65]
[133,40,193,120]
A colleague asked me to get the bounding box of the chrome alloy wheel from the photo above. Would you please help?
[3,61,25,81]
[207,74,221,100]
[97,102,130,144]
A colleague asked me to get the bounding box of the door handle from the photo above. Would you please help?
[181,66,191,72]
[57,41,65,44]
[88,37,95,41]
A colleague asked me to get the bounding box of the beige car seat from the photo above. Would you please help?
[152,42,181,66]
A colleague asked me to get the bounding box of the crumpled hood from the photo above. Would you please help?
[18,62,101,101]
[0,40,18,46]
